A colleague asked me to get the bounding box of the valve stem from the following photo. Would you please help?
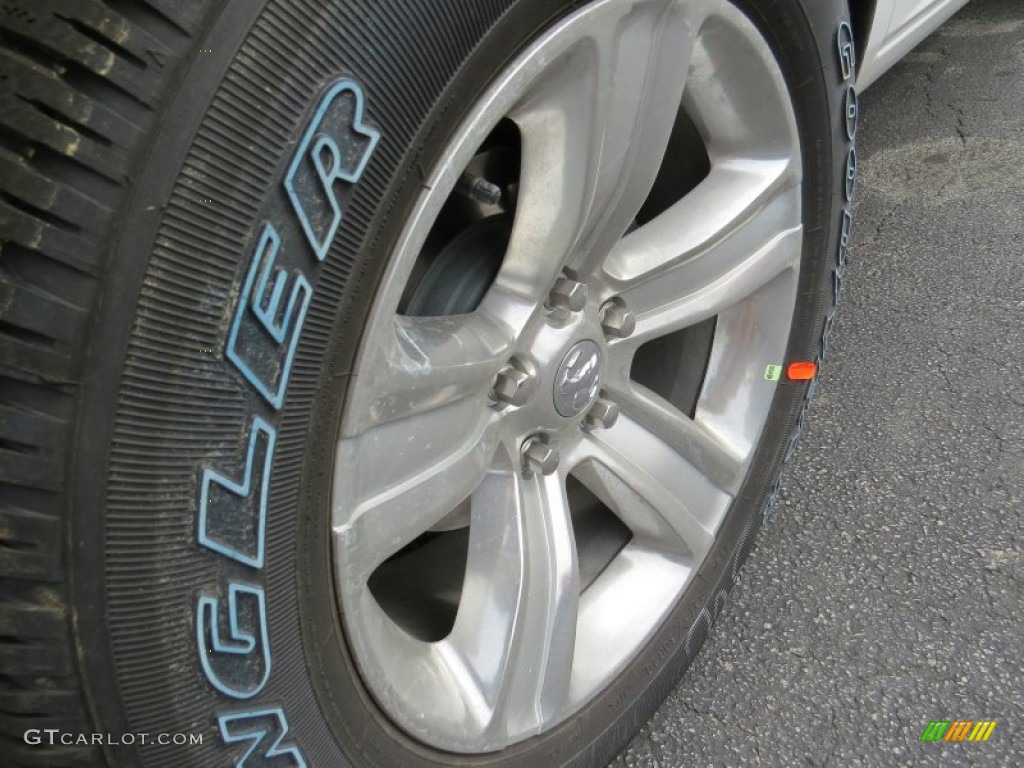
[456,172,502,207]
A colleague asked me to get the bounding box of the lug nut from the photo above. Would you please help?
[491,363,535,408]
[584,396,619,431]
[547,276,588,313]
[600,300,636,339]
[521,436,559,477]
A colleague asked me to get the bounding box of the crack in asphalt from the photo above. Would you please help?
[948,102,970,147]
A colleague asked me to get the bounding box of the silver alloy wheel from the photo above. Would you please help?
[333,0,802,753]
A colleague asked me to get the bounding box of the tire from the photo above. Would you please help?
[0,0,856,766]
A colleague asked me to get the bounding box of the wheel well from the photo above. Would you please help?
[849,0,878,64]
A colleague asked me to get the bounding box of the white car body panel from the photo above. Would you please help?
[859,0,972,88]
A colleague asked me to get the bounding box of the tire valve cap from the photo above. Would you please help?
[456,172,502,206]
[787,361,817,380]
[521,436,559,477]
[584,396,619,431]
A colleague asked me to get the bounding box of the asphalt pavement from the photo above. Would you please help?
[612,1,1024,765]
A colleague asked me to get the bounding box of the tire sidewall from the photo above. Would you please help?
[71,0,855,765]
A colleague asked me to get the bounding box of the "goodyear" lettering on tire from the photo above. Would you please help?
[194,79,380,767]
[766,20,858,524]
[637,13,861,720]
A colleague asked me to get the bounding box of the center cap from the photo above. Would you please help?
[553,340,602,417]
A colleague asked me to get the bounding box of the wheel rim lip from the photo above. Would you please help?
[331,0,804,753]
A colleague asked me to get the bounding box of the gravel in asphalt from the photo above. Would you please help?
[612,1,1023,765]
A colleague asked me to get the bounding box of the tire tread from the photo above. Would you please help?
[0,1,215,764]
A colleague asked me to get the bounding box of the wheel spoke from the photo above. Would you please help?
[606,160,801,349]
[682,5,799,159]
[693,264,800,459]
[497,0,710,301]
[333,417,499,582]
[498,470,578,733]
[429,466,523,733]
[343,311,514,438]
[572,414,730,562]
[438,466,578,741]
[601,378,746,494]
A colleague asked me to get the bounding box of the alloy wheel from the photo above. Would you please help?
[333,0,802,752]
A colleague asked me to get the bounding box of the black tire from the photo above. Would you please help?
[0,0,856,766]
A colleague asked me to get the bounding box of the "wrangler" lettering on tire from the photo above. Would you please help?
[194,77,380,767]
